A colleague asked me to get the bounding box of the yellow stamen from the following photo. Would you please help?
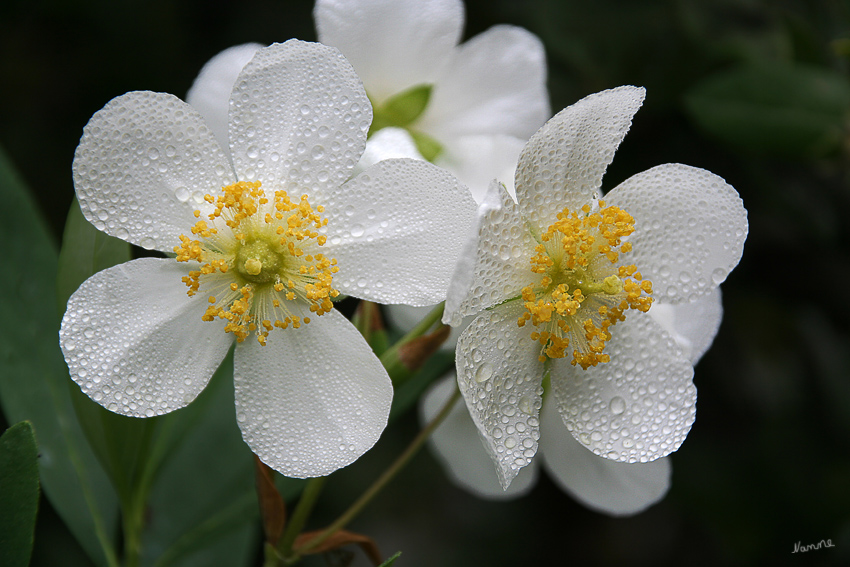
[517,202,653,368]
[173,180,339,345]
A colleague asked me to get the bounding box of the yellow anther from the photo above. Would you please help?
[519,203,652,369]
[174,180,339,344]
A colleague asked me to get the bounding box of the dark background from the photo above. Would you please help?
[2,0,849,565]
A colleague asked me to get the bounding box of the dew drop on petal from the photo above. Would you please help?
[609,396,626,415]
[475,363,493,383]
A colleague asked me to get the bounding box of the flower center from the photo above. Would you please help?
[173,180,339,345]
[517,201,653,369]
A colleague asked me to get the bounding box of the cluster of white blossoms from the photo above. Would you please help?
[61,0,747,515]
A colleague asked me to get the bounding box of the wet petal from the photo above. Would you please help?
[354,127,423,175]
[443,180,537,326]
[229,40,371,202]
[539,396,671,516]
[73,91,235,253]
[515,86,644,234]
[421,25,549,140]
[604,163,748,304]
[455,301,545,489]
[325,158,477,306]
[315,0,463,101]
[186,43,263,154]
[435,134,525,202]
[649,288,724,365]
[59,258,232,417]
[550,312,696,463]
[233,308,392,478]
[421,374,538,499]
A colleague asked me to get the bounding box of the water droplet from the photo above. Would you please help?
[609,396,626,415]
[475,363,493,383]
[174,186,190,202]
[711,267,727,284]
[350,224,364,237]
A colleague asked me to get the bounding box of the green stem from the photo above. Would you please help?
[292,386,461,559]
[379,302,445,382]
[276,476,328,559]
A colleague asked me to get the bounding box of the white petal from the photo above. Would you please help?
[443,180,537,327]
[73,91,235,253]
[515,86,645,234]
[59,258,233,417]
[383,303,467,351]
[186,43,264,154]
[314,0,463,101]
[649,288,724,365]
[420,25,549,140]
[421,374,538,499]
[233,308,392,478]
[455,301,545,489]
[228,40,371,202]
[325,158,477,306]
[354,127,423,176]
[539,396,671,516]
[550,312,696,463]
[435,134,525,203]
[605,164,748,304]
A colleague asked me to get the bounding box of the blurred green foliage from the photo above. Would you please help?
[1,0,849,565]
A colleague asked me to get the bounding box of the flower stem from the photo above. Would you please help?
[276,476,328,559]
[291,386,461,560]
[380,302,445,383]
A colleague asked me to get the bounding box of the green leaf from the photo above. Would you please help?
[56,198,131,314]
[370,84,433,133]
[409,130,444,162]
[145,353,260,567]
[684,63,850,157]
[0,144,120,567]
[0,421,40,567]
[378,551,402,567]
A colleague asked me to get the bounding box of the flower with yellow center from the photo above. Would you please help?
[442,86,748,488]
[60,39,477,478]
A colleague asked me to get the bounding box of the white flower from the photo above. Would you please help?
[442,86,748,488]
[422,290,724,515]
[187,0,550,201]
[60,40,477,478]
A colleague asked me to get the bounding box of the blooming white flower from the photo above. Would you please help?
[442,85,748,488]
[187,0,550,201]
[422,290,724,515]
[60,40,477,478]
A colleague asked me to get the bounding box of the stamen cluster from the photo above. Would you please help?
[517,201,653,368]
[174,181,339,345]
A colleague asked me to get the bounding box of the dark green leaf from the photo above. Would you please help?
[0,144,120,567]
[0,421,40,567]
[685,63,850,157]
[56,198,131,313]
[145,353,260,567]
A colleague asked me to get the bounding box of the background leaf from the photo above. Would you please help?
[0,144,120,567]
[685,63,850,157]
[0,421,40,567]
